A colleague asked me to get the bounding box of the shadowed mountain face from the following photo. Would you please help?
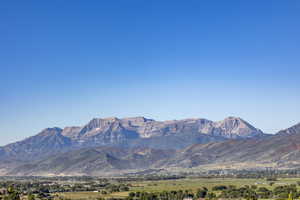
[0,116,264,162]
[0,128,73,161]
[9,147,175,176]
[5,122,300,176]
[0,116,275,176]
[163,123,300,169]
[277,122,300,136]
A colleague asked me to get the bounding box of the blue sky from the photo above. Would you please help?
[1,0,300,145]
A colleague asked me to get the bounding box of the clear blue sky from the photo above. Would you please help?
[1,0,300,145]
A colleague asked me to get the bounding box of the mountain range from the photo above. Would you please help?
[0,116,299,176]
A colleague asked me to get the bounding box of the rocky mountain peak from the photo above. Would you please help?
[77,118,122,138]
[102,117,119,121]
[212,117,263,138]
[220,117,250,128]
[123,116,153,122]
[61,126,82,137]
[2,119,300,176]
[38,116,264,142]
[0,116,267,164]
[37,127,63,136]
[121,117,154,127]
[277,122,300,136]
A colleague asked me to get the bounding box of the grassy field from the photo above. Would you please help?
[56,177,300,200]
[57,191,129,200]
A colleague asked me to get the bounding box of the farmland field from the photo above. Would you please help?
[55,177,300,200]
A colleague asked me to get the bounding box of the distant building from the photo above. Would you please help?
[0,188,7,195]
[183,197,193,200]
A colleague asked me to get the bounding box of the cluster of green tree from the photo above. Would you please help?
[0,175,186,184]
[175,169,300,179]
[219,184,300,200]
[0,180,131,195]
[119,184,300,200]
[0,186,20,200]
[0,181,67,194]
[3,179,300,200]
[0,182,132,200]
[103,184,130,193]
[132,175,186,181]
[123,188,213,200]
[218,185,259,200]
[0,186,55,200]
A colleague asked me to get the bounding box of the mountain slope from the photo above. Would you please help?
[0,128,73,161]
[277,122,300,136]
[3,121,300,176]
[163,122,300,169]
[0,116,264,162]
[210,117,263,138]
[8,147,174,176]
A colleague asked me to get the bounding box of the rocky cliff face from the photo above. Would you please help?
[0,127,73,161]
[2,117,300,176]
[161,122,300,170]
[7,121,300,176]
[0,116,264,162]
[209,117,264,138]
[60,116,263,140]
[277,122,300,136]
